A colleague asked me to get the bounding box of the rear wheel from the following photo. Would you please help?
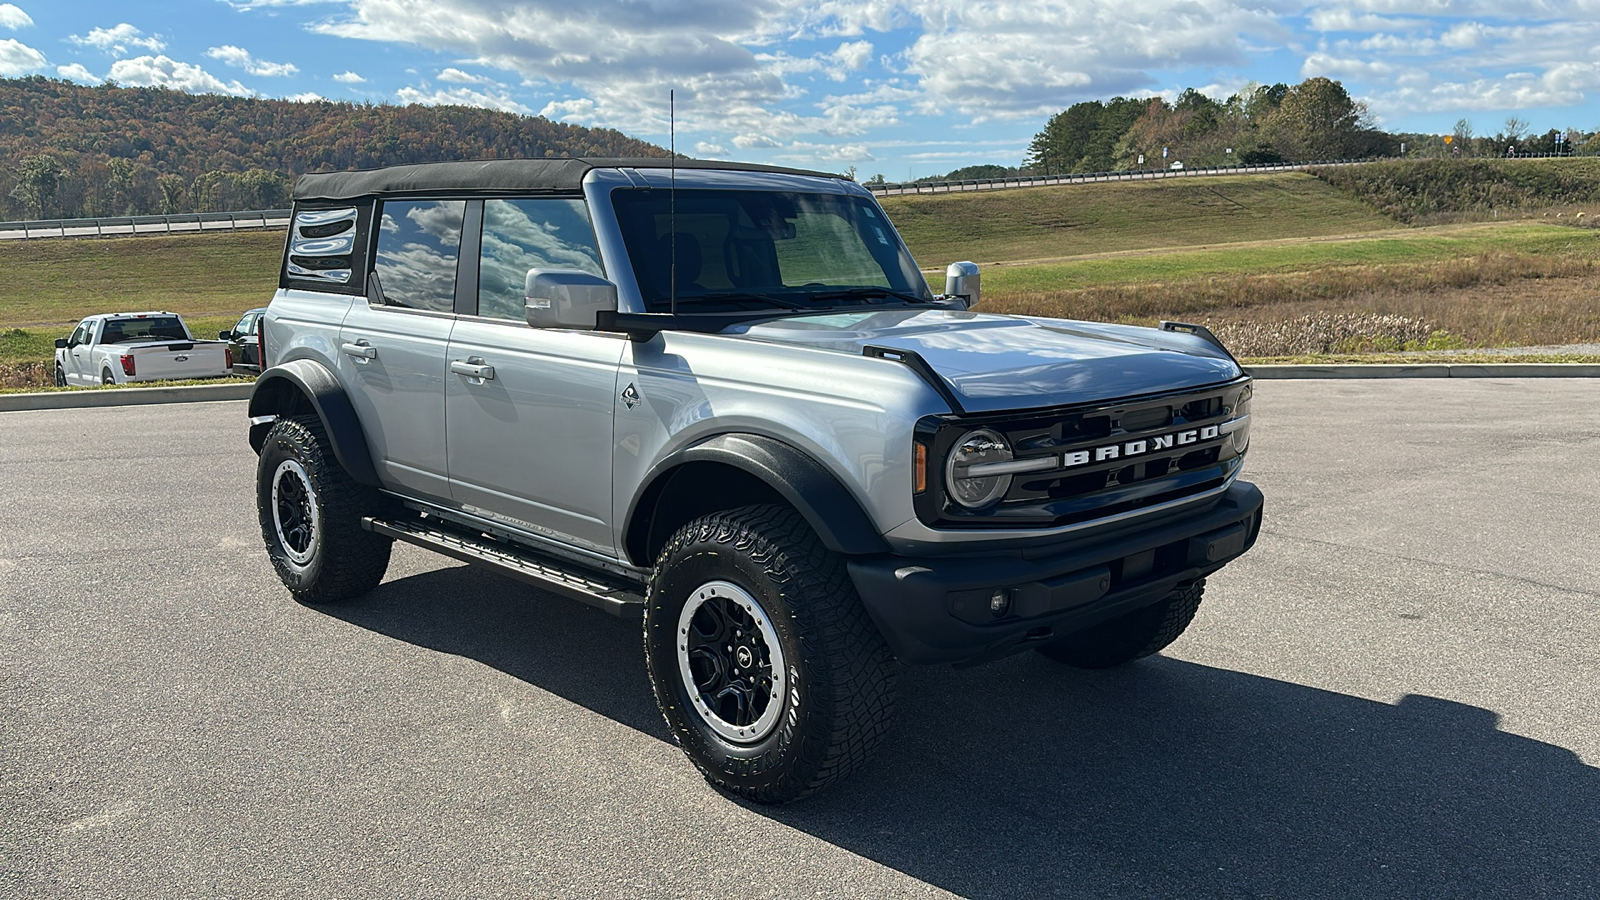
[1036,580,1206,669]
[256,416,391,604]
[644,504,897,804]
[101,367,115,385]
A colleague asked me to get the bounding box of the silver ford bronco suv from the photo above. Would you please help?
[246,158,1262,803]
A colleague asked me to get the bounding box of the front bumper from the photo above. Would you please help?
[847,481,1263,665]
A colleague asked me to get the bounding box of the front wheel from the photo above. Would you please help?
[644,505,897,804]
[1036,580,1206,669]
[54,364,66,387]
[256,416,392,604]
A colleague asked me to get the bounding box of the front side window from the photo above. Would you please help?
[374,200,466,313]
[478,198,604,321]
[611,189,930,313]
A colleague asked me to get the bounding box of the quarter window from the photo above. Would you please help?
[477,198,604,321]
[374,200,467,313]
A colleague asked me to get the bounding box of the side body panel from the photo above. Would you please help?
[337,303,454,500]
[611,329,946,561]
[445,319,628,555]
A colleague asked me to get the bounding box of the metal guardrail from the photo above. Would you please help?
[0,209,291,241]
[865,152,1589,196]
[866,160,1359,196]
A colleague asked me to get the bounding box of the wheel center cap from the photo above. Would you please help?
[735,646,754,669]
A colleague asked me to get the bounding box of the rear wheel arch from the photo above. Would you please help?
[624,433,889,568]
[248,359,380,486]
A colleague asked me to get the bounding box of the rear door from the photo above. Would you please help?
[337,199,465,501]
[444,197,626,555]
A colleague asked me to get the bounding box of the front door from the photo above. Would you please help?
[444,196,625,555]
[65,320,96,384]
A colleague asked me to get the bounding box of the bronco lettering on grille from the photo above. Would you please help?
[1063,424,1221,468]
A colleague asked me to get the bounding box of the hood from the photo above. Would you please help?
[728,309,1242,413]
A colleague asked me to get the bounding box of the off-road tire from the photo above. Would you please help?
[1036,580,1206,669]
[257,416,391,604]
[54,364,66,387]
[644,504,897,804]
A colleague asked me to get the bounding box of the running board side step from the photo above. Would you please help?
[362,516,646,619]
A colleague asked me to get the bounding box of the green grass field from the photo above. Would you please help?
[881,172,1400,265]
[978,222,1599,294]
[0,231,281,329]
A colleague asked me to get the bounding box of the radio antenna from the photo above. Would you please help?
[669,89,677,318]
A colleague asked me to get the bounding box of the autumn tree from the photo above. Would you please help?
[1264,77,1370,159]
[9,153,69,218]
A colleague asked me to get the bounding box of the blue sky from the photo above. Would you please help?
[2,1,1598,180]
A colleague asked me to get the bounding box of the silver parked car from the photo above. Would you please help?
[245,158,1262,802]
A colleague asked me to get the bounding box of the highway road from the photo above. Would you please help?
[3,380,1597,899]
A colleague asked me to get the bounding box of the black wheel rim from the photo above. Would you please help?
[271,459,318,566]
[676,581,787,743]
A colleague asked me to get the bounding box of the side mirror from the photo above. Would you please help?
[525,269,618,330]
[218,330,232,340]
[55,338,68,349]
[944,261,980,309]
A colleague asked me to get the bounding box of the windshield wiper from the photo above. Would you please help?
[802,287,935,306]
[654,291,811,311]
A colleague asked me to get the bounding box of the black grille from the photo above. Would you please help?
[916,379,1250,529]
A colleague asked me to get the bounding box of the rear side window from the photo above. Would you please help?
[477,198,604,321]
[282,203,372,295]
[374,200,466,314]
[287,207,358,285]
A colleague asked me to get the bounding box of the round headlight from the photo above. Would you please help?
[945,428,1014,509]
[1231,394,1251,453]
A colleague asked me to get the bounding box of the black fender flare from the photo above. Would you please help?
[247,358,380,486]
[626,433,889,563]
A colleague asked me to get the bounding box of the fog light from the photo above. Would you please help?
[988,589,1011,616]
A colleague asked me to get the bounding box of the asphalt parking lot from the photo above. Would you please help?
[3,379,1597,899]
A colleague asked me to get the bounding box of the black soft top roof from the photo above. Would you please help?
[294,158,842,202]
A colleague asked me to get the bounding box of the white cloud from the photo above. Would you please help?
[107,55,255,96]
[57,63,98,82]
[70,24,165,57]
[1302,52,1397,80]
[0,4,32,30]
[0,36,43,75]
[694,141,729,156]
[333,70,366,83]
[733,133,782,149]
[396,85,531,114]
[288,91,328,101]
[207,44,300,77]
[1439,22,1490,49]
[437,67,490,84]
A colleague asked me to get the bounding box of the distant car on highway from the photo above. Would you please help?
[54,311,233,386]
[220,308,268,373]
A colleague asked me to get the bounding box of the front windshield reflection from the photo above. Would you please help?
[610,188,932,313]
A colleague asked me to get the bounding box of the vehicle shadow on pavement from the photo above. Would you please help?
[325,566,1599,899]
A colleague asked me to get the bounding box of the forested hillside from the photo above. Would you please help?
[0,77,667,219]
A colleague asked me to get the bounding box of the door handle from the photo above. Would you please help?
[450,359,496,380]
[341,341,377,359]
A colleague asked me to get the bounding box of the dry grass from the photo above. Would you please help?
[981,250,1600,355]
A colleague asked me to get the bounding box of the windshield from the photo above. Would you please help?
[611,188,932,313]
[100,316,190,344]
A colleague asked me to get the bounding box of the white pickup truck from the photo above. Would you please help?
[53,311,233,386]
